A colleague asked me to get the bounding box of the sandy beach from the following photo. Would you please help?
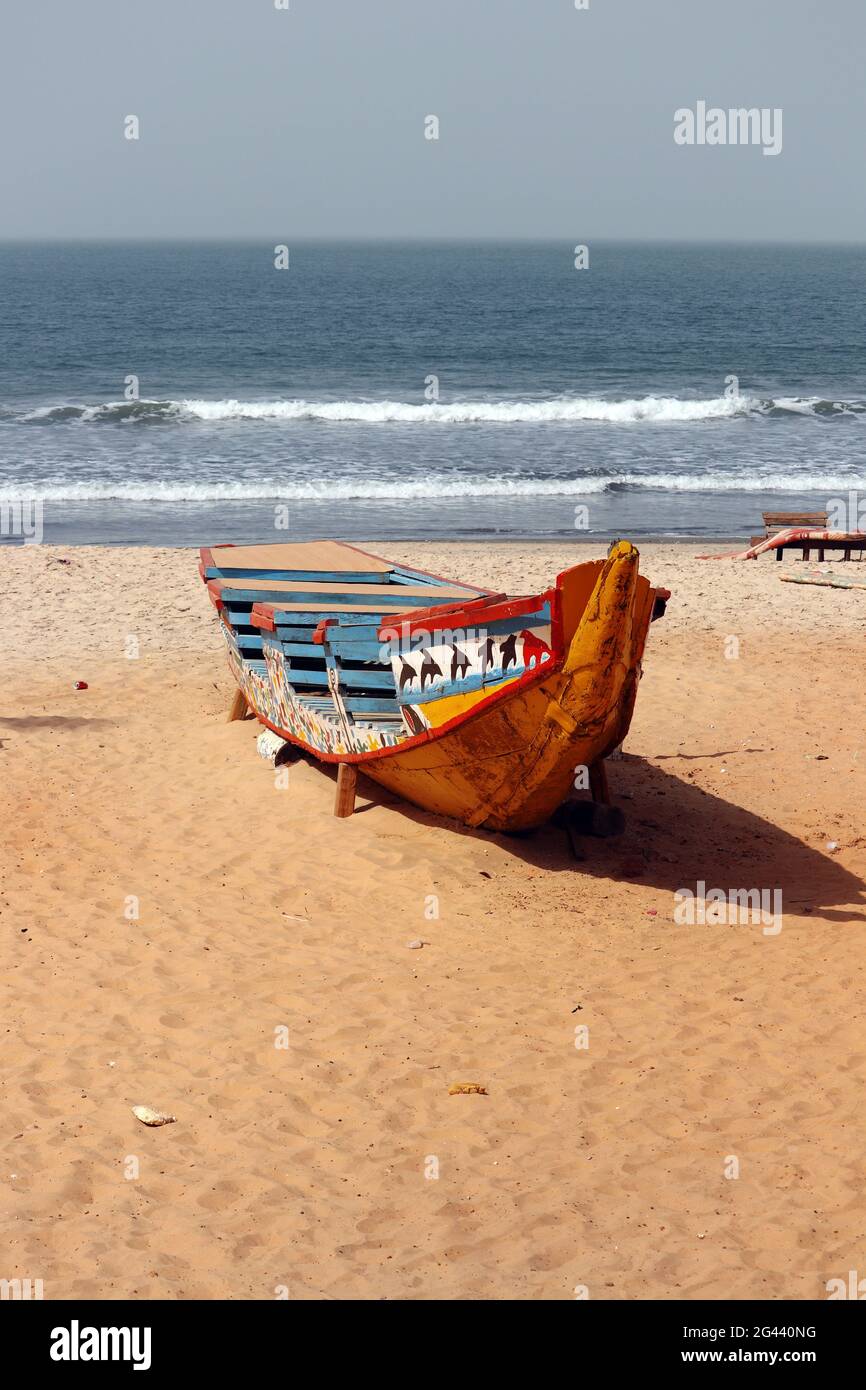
[2,539,865,1301]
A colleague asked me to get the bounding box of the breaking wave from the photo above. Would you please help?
[11,394,866,426]
[5,472,866,502]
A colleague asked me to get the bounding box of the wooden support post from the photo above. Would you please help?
[228,688,248,723]
[588,760,610,806]
[334,762,358,818]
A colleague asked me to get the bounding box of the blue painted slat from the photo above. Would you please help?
[218,588,298,603]
[339,697,400,713]
[389,565,475,590]
[296,696,399,715]
[279,643,326,659]
[322,638,387,661]
[206,567,392,583]
[320,622,382,640]
[282,668,339,687]
[285,667,395,690]
[222,586,463,608]
[389,570,436,586]
[270,609,389,625]
[274,625,321,640]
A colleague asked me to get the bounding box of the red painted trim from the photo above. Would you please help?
[377,590,551,641]
[312,619,333,644]
[248,595,489,632]
[377,594,493,631]
[249,586,563,647]
[250,590,549,642]
[251,603,277,632]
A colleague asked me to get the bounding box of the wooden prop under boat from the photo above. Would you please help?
[199,539,669,832]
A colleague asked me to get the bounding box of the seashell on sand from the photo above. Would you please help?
[132,1105,176,1127]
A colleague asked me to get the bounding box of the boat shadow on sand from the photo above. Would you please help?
[352,751,866,924]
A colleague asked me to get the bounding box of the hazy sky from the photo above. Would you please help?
[2,0,865,240]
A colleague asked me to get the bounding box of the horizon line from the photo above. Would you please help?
[2,234,866,248]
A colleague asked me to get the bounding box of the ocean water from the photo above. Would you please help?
[0,240,864,545]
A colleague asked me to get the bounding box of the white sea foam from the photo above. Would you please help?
[177,394,757,424]
[16,393,865,426]
[5,473,866,502]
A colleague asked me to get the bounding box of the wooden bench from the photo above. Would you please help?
[749,511,865,562]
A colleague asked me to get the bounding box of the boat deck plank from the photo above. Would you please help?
[209,577,475,599]
[206,540,393,574]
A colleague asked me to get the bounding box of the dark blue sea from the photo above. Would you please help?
[1,240,864,545]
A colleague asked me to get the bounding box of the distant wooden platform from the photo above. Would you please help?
[763,511,828,532]
[750,511,865,562]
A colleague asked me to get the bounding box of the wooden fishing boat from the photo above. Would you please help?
[200,539,669,832]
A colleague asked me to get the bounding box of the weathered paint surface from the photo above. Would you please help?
[388,624,553,731]
[215,543,660,830]
[358,543,655,830]
[222,627,405,757]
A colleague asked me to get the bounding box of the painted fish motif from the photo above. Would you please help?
[419,651,443,690]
